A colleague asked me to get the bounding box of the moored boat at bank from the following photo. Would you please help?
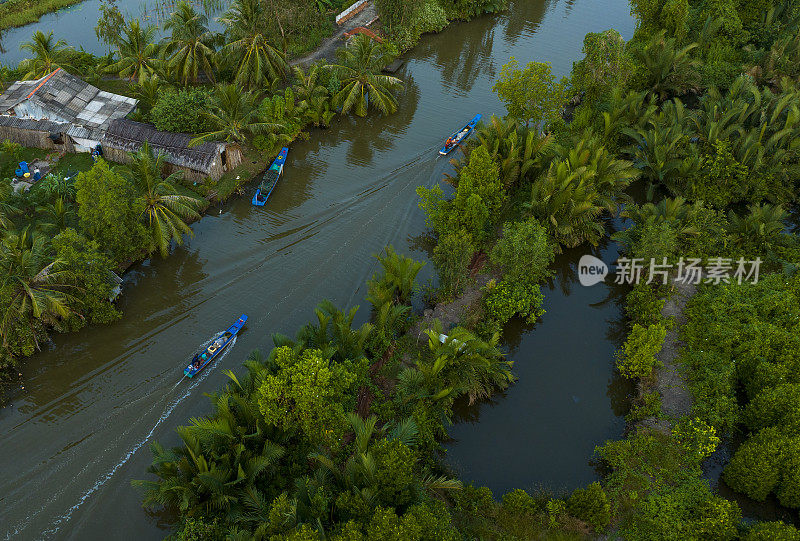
[252,148,289,206]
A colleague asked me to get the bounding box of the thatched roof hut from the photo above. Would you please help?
[101,119,242,182]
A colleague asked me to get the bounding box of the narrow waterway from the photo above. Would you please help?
[0,1,636,538]
[446,236,633,495]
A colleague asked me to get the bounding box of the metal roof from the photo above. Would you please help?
[0,115,70,133]
[0,69,138,139]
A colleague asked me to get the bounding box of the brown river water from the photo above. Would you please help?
[0,1,635,538]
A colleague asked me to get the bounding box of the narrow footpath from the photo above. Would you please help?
[292,2,379,66]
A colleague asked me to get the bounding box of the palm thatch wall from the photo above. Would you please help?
[101,119,242,182]
[0,117,75,153]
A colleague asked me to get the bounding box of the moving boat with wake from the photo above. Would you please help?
[184,315,247,378]
[439,114,481,156]
[252,148,289,206]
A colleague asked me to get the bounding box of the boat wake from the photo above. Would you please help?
[7,333,237,540]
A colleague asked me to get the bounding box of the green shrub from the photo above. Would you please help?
[625,283,666,327]
[432,230,475,300]
[672,417,720,460]
[176,518,225,540]
[615,323,667,380]
[743,521,800,541]
[501,489,539,516]
[685,140,750,208]
[545,499,567,528]
[149,88,212,133]
[627,390,662,422]
[723,427,783,501]
[624,482,740,541]
[481,279,544,334]
[489,219,554,286]
[566,482,611,531]
[743,383,800,433]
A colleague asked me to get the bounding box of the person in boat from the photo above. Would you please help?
[192,354,201,370]
[445,137,455,149]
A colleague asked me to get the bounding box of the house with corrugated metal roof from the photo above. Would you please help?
[0,68,138,152]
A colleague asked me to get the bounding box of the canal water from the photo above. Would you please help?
[0,0,636,538]
[0,0,224,66]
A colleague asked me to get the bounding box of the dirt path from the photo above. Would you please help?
[639,277,697,431]
[409,275,492,342]
[291,3,379,66]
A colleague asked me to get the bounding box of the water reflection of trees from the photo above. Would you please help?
[412,18,499,95]
[503,0,553,45]
[406,230,437,259]
[451,390,506,424]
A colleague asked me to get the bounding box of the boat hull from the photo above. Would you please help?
[184,314,248,377]
[439,114,482,155]
[251,147,289,206]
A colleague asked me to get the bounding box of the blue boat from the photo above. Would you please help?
[252,148,289,206]
[184,315,248,378]
[439,114,481,156]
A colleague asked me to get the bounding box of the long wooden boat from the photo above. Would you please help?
[184,314,248,378]
[252,148,289,206]
[439,114,481,156]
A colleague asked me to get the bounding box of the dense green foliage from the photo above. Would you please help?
[677,275,800,508]
[149,88,213,133]
[138,257,524,538]
[375,0,504,51]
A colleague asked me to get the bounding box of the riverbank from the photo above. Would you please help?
[0,0,81,31]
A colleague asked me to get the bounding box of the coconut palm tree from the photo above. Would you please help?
[292,300,373,363]
[132,75,164,115]
[219,0,288,89]
[325,34,403,117]
[727,203,788,247]
[398,320,513,406]
[105,19,161,84]
[310,412,458,511]
[36,197,77,234]
[622,196,702,237]
[0,228,77,349]
[18,31,74,80]
[473,115,556,188]
[0,180,18,230]
[162,1,218,85]
[122,142,204,257]
[191,84,280,145]
[293,65,336,127]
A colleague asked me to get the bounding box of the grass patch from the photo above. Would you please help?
[0,146,41,177]
[52,152,93,177]
[0,0,83,30]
